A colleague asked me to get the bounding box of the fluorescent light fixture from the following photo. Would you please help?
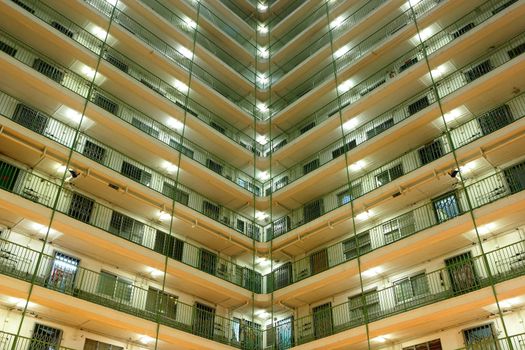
[159,211,171,221]
[477,223,496,235]
[256,134,268,144]
[350,160,365,171]
[258,25,268,34]
[375,336,387,343]
[334,46,348,59]
[149,268,164,278]
[104,0,118,5]
[91,26,108,40]
[338,79,353,93]
[64,107,82,124]
[167,117,183,130]
[255,211,269,221]
[174,79,189,93]
[138,335,154,344]
[179,46,193,59]
[459,161,476,172]
[356,210,371,221]
[363,267,381,277]
[258,47,269,58]
[443,108,462,122]
[184,17,197,29]
[81,65,96,79]
[257,3,268,12]
[257,102,268,112]
[330,16,344,29]
[163,162,178,173]
[343,118,358,131]
[430,64,448,79]
[56,165,68,174]
[258,171,270,181]
[257,74,269,84]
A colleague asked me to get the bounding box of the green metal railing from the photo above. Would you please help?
[263,160,525,290]
[0,160,262,292]
[267,0,518,150]
[0,330,76,350]
[0,236,259,348]
[6,0,257,152]
[265,24,525,192]
[10,0,257,119]
[263,87,525,240]
[287,239,525,345]
[455,333,525,350]
[142,0,257,57]
[269,0,386,79]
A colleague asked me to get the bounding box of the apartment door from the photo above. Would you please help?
[312,303,333,339]
[46,252,80,292]
[276,317,294,349]
[273,262,292,290]
[200,249,217,275]
[432,192,461,223]
[194,302,215,339]
[463,323,497,349]
[310,248,329,275]
[30,324,62,350]
[445,252,479,295]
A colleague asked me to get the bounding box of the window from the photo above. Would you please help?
[97,271,133,302]
[13,104,49,134]
[383,212,415,244]
[274,176,289,191]
[375,163,404,187]
[463,324,496,347]
[47,252,79,292]
[83,140,106,163]
[432,192,461,223]
[31,324,62,350]
[84,338,124,350]
[407,96,430,116]
[493,0,518,15]
[32,58,64,83]
[0,160,20,192]
[92,92,119,115]
[200,249,218,275]
[202,200,220,220]
[105,52,129,73]
[169,139,194,158]
[272,216,291,237]
[399,57,418,73]
[348,289,379,322]
[120,161,152,186]
[0,40,17,57]
[12,0,35,14]
[418,139,444,165]
[464,60,493,83]
[299,121,315,134]
[394,272,429,303]
[162,183,190,206]
[206,159,223,175]
[154,230,184,261]
[210,121,225,134]
[145,287,178,319]
[477,104,513,136]
[402,339,442,350]
[109,211,144,244]
[342,231,371,260]
[366,118,394,140]
[51,21,74,38]
[303,158,320,175]
[131,117,160,138]
[331,139,357,159]
[194,302,216,339]
[508,42,525,59]
[503,161,525,194]
[337,182,363,205]
[303,199,323,223]
[68,193,94,223]
[451,22,475,39]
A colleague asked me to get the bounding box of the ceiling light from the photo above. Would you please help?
[257,3,268,12]
[257,74,269,84]
[330,16,344,29]
[343,119,358,131]
[179,46,193,59]
[255,211,269,221]
[375,336,387,343]
[350,160,365,171]
[443,108,462,122]
[183,17,197,29]
[164,162,178,173]
[149,268,163,278]
[363,267,381,277]
[258,47,269,58]
[356,210,371,221]
[104,0,117,5]
[81,65,96,79]
[56,165,68,174]
[338,79,353,93]
[258,171,270,181]
[334,46,348,59]
[91,26,108,40]
[430,64,448,79]
[459,161,476,172]
[257,102,268,112]
[167,117,183,130]
[138,335,153,344]
[174,79,189,93]
[159,211,171,221]
[256,134,268,144]
[258,25,268,34]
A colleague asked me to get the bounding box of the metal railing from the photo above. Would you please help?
[263,159,525,290]
[286,239,525,345]
[9,0,257,120]
[0,28,260,173]
[454,333,525,350]
[0,330,76,350]
[264,23,525,192]
[0,236,259,348]
[263,88,525,240]
[0,160,262,292]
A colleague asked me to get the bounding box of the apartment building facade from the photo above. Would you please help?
[0,0,525,349]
